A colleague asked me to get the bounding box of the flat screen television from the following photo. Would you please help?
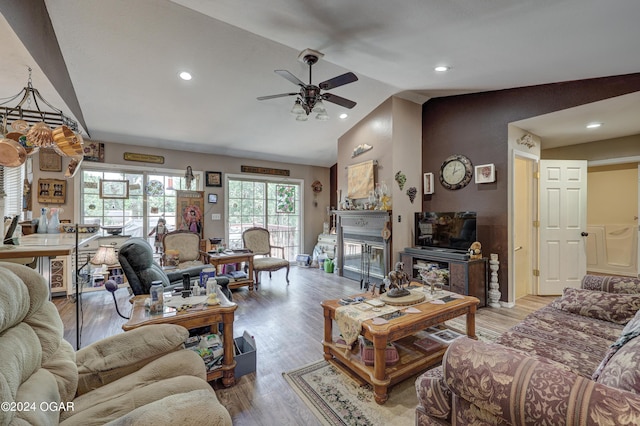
[414,211,477,251]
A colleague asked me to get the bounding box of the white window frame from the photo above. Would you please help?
[225,173,304,261]
[74,163,203,238]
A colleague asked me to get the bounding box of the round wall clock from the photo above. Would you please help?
[439,154,473,190]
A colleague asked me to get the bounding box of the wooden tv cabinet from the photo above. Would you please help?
[400,249,487,307]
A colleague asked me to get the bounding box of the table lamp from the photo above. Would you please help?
[90,245,118,275]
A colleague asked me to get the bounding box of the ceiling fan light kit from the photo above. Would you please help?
[258,48,358,121]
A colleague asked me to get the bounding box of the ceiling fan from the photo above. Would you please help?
[257,49,358,121]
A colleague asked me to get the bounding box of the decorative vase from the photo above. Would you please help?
[47,208,61,233]
[37,208,48,234]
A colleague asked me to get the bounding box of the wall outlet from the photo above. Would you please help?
[211,213,221,220]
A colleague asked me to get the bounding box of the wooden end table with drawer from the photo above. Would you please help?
[123,292,238,386]
[321,289,479,404]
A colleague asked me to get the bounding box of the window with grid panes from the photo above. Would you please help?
[227,176,301,261]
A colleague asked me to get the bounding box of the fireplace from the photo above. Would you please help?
[334,211,391,286]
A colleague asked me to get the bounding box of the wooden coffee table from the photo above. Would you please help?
[123,292,238,386]
[321,289,479,404]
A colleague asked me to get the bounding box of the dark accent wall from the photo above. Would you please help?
[422,73,640,301]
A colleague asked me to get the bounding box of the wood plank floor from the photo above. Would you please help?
[53,267,554,426]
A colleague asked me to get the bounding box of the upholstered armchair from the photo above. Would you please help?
[162,230,210,270]
[0,262,232,425]
[242,227,290,286]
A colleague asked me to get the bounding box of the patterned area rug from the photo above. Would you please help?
[283,360,417,426]
[283,325,500,426]
[445,317,502,342]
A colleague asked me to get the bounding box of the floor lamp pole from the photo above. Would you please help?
[75,224,80,350]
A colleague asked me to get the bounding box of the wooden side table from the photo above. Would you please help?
[208,251,256,290]
[122,292,238,386]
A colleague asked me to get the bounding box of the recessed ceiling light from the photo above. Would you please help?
[339,113,348,119]
[434,66,450,72]
[586,122,602,129]
[179,71,192,81]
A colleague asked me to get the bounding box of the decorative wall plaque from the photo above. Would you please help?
[241,165,290,176]
[123,152,164,164]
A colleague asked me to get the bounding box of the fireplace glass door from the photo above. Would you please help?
[342,238,386,284]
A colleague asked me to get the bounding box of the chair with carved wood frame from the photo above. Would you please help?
[242,227,290,287]
[162,230,209,270]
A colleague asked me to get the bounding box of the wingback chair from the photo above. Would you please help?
[242,227,290,287]
[162,230,209,270]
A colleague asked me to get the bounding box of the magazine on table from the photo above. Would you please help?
[427,327,464,344]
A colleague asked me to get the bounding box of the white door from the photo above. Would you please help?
[539,160,588,295]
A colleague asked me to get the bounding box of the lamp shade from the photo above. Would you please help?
[90,245,118,266]
[290,99,305,115]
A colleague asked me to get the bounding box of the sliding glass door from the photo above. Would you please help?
[227,176,302,261]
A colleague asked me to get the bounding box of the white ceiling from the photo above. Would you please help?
[2,0,640,167]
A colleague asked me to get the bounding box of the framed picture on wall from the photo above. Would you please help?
[423,172,434,194]
[177,190,204,238]
[475,164,496,184]
[206,171,222,187]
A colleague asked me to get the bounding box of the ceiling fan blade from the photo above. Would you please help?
[257,93,299,101]
[319,72,358,90]
[275,70,306,87]
[323,93,357,109]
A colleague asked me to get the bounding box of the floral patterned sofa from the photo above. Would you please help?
[415,275,640,425]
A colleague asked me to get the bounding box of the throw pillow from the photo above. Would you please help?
[164,250,180,268]
[593,308,640,380]
[550,287,640,325]
[596,336,640,394]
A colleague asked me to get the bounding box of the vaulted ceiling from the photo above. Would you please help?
[2,0,639,167]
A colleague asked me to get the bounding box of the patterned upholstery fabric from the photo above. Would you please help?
[550,287,640,325]
[442,338,640,425]
[415,366,451,420]
[581,274,640,294]
[496,304,621,378]
[415,274,640,425]
[597,336,640,394]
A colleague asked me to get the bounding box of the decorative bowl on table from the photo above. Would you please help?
[102,226,124,235]
[60,224,100,233]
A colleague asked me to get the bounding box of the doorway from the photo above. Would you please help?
[513,156,535,299]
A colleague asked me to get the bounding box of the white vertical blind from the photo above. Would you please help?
[3,164,25,218]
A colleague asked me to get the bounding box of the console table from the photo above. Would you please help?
[400,249,487,307]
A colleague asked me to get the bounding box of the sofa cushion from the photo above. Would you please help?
[496,304,621,378]
[593,308,640,380]
[581,274,640,294]
[550,287,640,325]
[596,336,640,394]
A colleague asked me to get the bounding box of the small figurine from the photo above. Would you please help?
[468,241,482,260]
[148,217,168,253]
[387,262,411,297]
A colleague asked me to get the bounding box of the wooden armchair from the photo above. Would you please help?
[162,230,210,270]
[242,227,290,287]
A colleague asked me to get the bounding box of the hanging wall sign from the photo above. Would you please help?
[241,165,290,176]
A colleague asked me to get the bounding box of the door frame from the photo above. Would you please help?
[587,155,640,279]
[508,148,539,306]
